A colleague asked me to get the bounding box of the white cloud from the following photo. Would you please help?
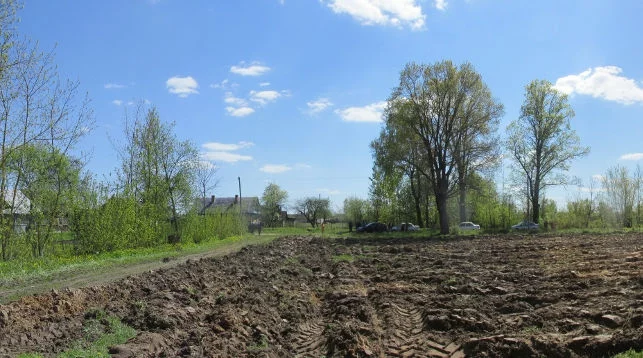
[226,106,255,117]
[112,100,123,106]
[201,141,254,163]
[579,186,605,193]
[434,0,447,10]
[295,163,312,169]
[104,83,126,89]
[260,164,292,174]
[202,141,254,151]
[316,188,341,195]
[250,90,287,105]
[166,76,199,97]
[620,153,643,161]
[230,62,271,76]
[554,66,643,105]
[202,151,253,163]
[259,82,271,87]
[307,98,333,114]
[592,174,605,182]
[323,0,426,30]
[224,92,248,106]
[336,101,387,123]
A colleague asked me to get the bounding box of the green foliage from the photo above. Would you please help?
[181,210,246,244]
[57,312,136,358]
[71,195,162,253]
[260,183,288,227]
[506,79,589,224]
[613,350,643,358]
[343,196,371,227]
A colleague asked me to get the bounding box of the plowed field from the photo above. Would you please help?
[1,233,641,357]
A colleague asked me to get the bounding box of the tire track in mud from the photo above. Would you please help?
[292,319,327,357]
[382,302,464,358]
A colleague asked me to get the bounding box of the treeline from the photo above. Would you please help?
[0,1,239,261]
[366,61,589,233]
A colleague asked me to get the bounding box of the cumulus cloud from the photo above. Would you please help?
[620,153,643,161]
[201,141,254,163]
[230,62,271,76]
[166,76,199,97]
[226,106,255,117]
[202,141,254,151]
[307,98,333,114]
[554,66,643,105]
[336,101,387,123]
[112,100,123,106]
[260,164,292,174]
[250,90,288,105]
[224,92,248,107]
[104,83,126,89]
[211,79,238,90]
[434,0,447,10]
[323,0,426,30]
[202,151,252,163]
[259,82,271,87]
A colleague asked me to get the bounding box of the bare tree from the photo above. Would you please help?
[295,197,330,228]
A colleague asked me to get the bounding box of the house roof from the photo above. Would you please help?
[2,190,30,215]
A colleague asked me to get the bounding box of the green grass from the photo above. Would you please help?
[0,233,262,289]
[16,310,136,358]
[614,350,643,358]
[332,254,356,263]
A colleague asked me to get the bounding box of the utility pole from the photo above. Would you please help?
[238,176,242,218]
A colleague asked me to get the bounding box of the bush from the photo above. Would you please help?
[181,210,246,244]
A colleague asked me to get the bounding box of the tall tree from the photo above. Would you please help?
[507,80,589,224]
[116,107,197,242]
[385,61,503,234]
[0,0,92,259]
[601,165,636,228]
[260,183,288,227]
[194,161,219,212]
[343,196,370,227]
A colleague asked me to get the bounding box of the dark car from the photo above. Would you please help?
[356,222,388,233]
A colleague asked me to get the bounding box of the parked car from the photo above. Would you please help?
[512,221,539,230]
[391,223,419,232]
[356,222,388,233]
[458,221,481,230]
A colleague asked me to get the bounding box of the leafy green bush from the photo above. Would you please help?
[181,210,245,244]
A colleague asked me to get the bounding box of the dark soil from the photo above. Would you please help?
[0,233,641,357]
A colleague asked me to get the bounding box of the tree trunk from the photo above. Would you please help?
[409,173,423,227]
[531,188,540,224]
[458,181,467,223]
[435,178,450,234]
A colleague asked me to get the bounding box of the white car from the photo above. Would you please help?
[391,223,419,232]
[511,221,539,230]
[458,221,481,230]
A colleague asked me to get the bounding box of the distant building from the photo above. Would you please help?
[1,189,31,233]
[195,194,261,222]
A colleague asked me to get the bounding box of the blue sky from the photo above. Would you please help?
[17,0,643,211]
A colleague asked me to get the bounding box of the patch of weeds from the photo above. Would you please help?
[521,325,541,334]
[443,276,458,285]
[57,309,136,358]
[247,334,269,352]
[133,300,147,311]
[332,254,355,263]
[614,350,643,358]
